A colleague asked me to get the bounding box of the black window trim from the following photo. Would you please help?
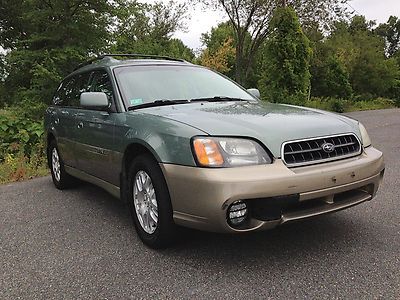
[52,67,120,113]
[52,71,92,109]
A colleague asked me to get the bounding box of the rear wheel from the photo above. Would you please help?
[127,154,177,249]
[48,140,75,189]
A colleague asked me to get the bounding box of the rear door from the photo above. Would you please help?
[74,69,118,184]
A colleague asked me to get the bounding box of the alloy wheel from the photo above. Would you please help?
[52,148,61,182]
[133,170,158,234]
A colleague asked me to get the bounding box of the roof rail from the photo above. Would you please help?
[74,53,185,71]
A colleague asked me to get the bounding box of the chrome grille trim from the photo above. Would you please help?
[281,133,362,167]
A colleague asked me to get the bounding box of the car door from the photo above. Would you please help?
[51,77,81,168]
[74,69,117,184]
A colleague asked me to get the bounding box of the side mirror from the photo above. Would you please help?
[80,92,109,108]
[247,88,260,99]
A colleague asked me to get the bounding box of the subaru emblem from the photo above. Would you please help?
[322,142,335,153]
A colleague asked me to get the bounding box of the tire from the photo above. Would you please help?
[47,140,75,189]
[127,154,177,249]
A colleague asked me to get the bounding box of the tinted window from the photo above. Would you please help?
[90,70,113,100]
[75,73,91,106]
[53,83,65,105]
[52,72,91,106]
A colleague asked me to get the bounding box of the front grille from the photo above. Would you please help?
[282,134,362,167]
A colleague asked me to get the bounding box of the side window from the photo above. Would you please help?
[86,70,116,111]
[67,73,91,107]
[76,73,91,106]
[53,83,66,106]
[64,77,78,106]
[52,73,91,107]
[89,70,114,104]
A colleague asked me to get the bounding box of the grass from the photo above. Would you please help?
[0,150,48,184]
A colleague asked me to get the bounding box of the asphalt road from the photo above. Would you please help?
[1,109,399,299]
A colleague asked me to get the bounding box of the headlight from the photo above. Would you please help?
[192,137,272,167]
[359,122,371,148]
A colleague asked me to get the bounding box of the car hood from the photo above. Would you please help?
[136,101,361,157]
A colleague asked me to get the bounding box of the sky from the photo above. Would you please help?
[157,0,400,50]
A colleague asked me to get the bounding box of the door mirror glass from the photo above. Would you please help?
[247,88,260,99]
[80,92,109,108]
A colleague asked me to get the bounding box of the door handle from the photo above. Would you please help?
[77,122,84,129]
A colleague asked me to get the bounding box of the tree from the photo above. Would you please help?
[310,53,353,98]
[112,0,193,60]
[307,27,352,98]
[0,0,111,52]
[198,0,349,85]
[258,7,312,104]
[199,37,236,73]
[0,0,193,111]
[199,22,237,76]
[0,0,112,109]
[376,16,400,57]
[326,16,400,99]
[201,22,236,53]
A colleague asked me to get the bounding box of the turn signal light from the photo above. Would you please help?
[193,138,224,167]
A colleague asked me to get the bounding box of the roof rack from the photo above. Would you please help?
[74,53,185,71]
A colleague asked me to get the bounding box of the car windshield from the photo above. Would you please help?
[114,65,255,107]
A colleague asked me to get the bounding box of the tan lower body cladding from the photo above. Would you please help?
[161,146,384,233]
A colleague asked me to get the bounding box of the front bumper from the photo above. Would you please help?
[161,146,384,233]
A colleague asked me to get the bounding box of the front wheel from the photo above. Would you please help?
[127,154,177,249]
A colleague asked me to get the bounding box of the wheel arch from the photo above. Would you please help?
[47,132,56,146]
[46,132,57,168]
[122,141,161,175]
[120,141,161,203]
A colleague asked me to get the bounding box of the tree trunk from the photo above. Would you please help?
[235,40,244,85]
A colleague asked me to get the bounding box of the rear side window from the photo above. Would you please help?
[53,72,91,106]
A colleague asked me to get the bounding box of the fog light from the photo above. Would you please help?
[228,200,248,226]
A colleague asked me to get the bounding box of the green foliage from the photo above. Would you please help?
[324,16,400,99]
[0,0,111,110]
[305,15,400,105]
[304,97,396,113]
[310,45,353,98]
[198,0,349,85]
[0,108,48,183]
[0,109,45,160]
[258,7,312,105]
[199,22,237,77]
[111,0,194,61]
[0,0,195,114]
[375,16,400,57]
[0,0,111,51]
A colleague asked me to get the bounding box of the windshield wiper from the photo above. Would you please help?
[128,96,249,110]
[189,96,249,102]
[128,99,189,110]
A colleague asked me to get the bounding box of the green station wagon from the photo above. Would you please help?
[45,54,385,248]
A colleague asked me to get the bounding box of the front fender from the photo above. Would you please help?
[116,112,207,166]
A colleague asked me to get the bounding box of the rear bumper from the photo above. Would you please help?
[160,146,384,233]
